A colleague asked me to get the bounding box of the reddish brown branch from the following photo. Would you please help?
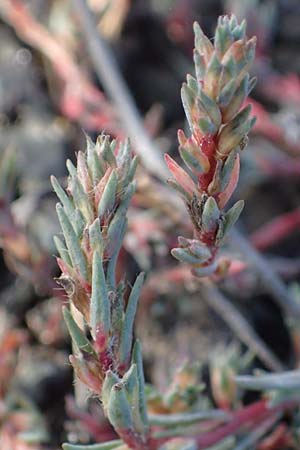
[255,153,300,178]
[194,398,298,449]
[250,209,300,251]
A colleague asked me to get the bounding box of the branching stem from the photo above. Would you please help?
[71,2,296,374]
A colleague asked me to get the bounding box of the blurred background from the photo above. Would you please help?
[0,0,300,448]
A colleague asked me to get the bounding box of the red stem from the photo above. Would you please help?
[117,428,152,450]
[194,397,300,449]
[194,400,268,448]
[255,154,300,178]
[257,423,290,450]
[250,209,300,251]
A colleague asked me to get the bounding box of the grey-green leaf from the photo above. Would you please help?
[63,306,94,354]
[62,439,123,450]
[102,370,120,412]
[54,236,72,267]
[89,218,104,255]
[56,203,88,279]
[132,340,148,426]
[119,273,144,365]
[51,175,75,219]
[98,170,118,217]
[235,370,300,391]
[107,383,133,430]
[222,200,245,237]
[201,197,220,233]
[90,251,110,337]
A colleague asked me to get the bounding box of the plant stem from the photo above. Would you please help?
[230,229,300,318]
[72,0,168,180]
[194,397,300,449]
[194,399,269,448]
[71,2,296,367]
[200,282,284,372]
[231,413,280,450]
[250,208,300,251]
[149,410,231,427]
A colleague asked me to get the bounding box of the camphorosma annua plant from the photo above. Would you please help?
[51,135,152,450]
[165,16,256,277]
[52,132,227,450]
[51,15,287,450]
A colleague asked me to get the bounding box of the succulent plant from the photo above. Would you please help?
[166,16,256,277]
[52,135,152,449]
[53,16,300,450]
